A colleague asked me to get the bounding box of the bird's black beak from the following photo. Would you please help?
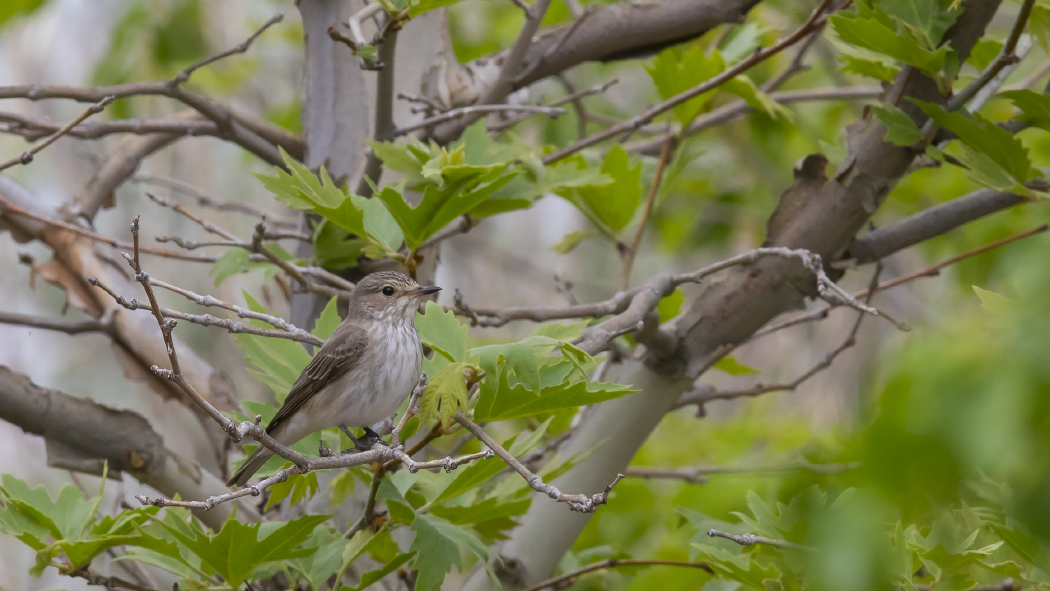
[414,285,442,297]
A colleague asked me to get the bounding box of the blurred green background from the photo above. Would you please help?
[1,1,1049,590]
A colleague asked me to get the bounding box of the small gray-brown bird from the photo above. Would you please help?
[228,271,440,486]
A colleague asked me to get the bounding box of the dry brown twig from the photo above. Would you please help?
[542,0,837,164]
[394,104,565,137]
[0,95,114,172]
[0,13,298,166]
[90,274,322,345]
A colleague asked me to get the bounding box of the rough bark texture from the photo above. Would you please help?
[0,175,235,471]
[511,0,761,89]
[427,0,761,112]
[846,189,1026,263]
[0,365,248,528]
[469,2,1004,588]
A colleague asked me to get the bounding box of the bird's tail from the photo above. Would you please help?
[227,447,274,487]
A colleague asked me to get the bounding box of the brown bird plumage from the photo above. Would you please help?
[228,271,440,486]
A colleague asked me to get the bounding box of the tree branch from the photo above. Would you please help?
[431,0,553,142]
[844,185,1039,264]
[0,95,113,172]
[707,529,812,551]
[0,310,107,335]
[542,0,835,164]
[171,13,284,85]
[625,461,858,484]
[624,86,881,156]
[754,224,1048,341]
[453,0,762,102]
[522,559,713,591]
[0,365,252,529]
[454,412,623,513]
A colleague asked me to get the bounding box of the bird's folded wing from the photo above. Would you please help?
[267,325,369,433]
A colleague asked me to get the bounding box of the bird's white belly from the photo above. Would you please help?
[321,324,421,428]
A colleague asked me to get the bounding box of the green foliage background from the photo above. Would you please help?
[1,0,1050,590]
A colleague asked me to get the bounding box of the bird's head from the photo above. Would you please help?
[349,271,441,322]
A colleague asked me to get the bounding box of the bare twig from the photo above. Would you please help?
[0,200,218,262]
[148,277,317,340]
[345,2,386,50]
[754,225,1048,340]
[512,6,595,85]
[392,374,427,447]
[0,83,296,167]
[417,216,479,251]
[0,96,114,172]
[299,266,357,291]
[132,174,293,222]
[0,110,220,141]
[522,558,713,591]
[457,246,903,345]
[488,78,618,133]
[854,225,1048,297]
[624,86,881,156]
[626,461,859,484]
[432,0,554,142]
[395,104,564,137]
[171,14,284,85]
[91,275,323,345]
[397,91,446,113]
[139,441,491,511]
[543,0,836,164]
[708,529,813,551]
[146,192,240,241]
[921,0,1035,141]
[621,136,675,289]
[0,310,107,335]
[455,412,622,512]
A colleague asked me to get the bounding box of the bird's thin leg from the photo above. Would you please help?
[339,423,362,453]
[318,435,333,457]
[339,423,379,453]
[360,427,383,449]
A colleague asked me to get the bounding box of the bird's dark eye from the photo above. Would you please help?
[382,286,395,296]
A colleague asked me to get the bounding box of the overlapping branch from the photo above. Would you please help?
[0,95,113,172]
[541,0,835,163]
[755,225,1049,341]
[454,412,623,513]
[0,13,301,167]
[0,365,248,529]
